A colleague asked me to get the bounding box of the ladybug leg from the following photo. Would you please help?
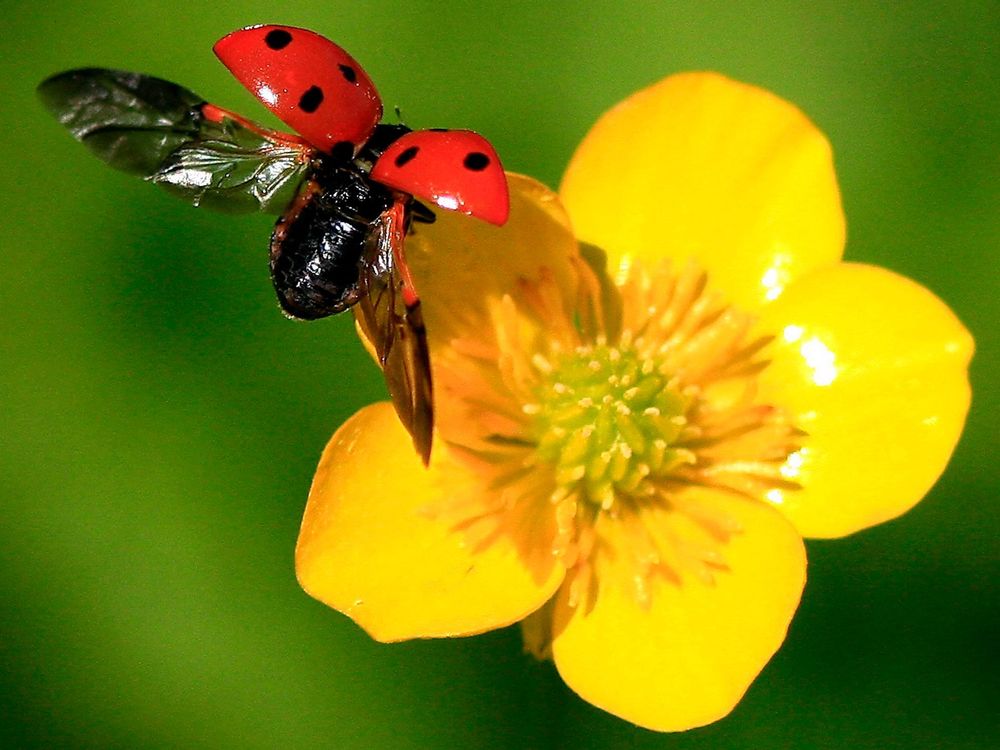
[388,200,421,309]
[396,255,420,309]
[200,103,312,151]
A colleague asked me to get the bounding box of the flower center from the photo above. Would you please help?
[529,340,694,510]
[437,259,802,623]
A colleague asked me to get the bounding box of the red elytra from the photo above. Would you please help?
[372,130,510,226]
[214,24,382,154]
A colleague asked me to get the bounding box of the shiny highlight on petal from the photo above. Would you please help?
[560,72,845,310]
[756,263,973,537]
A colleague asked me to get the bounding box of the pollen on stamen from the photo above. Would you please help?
[599,489,616,510]
[531,353,553,373]
[549,485,572,504]
[455,260,803,611]
[676,448,697,464]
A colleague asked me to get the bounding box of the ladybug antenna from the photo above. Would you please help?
[394,105,405,124]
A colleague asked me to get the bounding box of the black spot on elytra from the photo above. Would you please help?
[339,64,358,84]
[463,151,490,171]
[265,29,292,50]
[394,146,419,168]
[299,86,324,113]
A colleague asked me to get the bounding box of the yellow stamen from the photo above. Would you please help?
[439,259,800,612]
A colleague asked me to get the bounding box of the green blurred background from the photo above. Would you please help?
[3,1,997,747]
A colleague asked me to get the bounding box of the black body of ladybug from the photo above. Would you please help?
[38,24,511,464]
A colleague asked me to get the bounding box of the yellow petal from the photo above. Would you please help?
[407,172,581,349]
[755,263,974,538]
[296,402,565,641]
[551,491,806,732]
[353,174,580,366]
[405,173,583,441]
[560,72,845,310]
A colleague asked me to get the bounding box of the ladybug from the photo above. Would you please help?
[38,24,511,464]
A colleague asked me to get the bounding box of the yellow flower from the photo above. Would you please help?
[295,73,973,731]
